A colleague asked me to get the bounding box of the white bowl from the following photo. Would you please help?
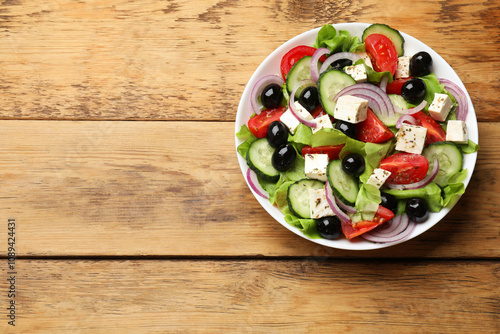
[235,23,478,250]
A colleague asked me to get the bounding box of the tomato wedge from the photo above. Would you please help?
[302,144,345,161]
[356,108,394,143]
[247,107,286,138]
[365,34,398,75]
[379,152,429,184]
[412,111,447,146]
[385,77,413,95]
[341,206,395,239]
[280,45,327,79]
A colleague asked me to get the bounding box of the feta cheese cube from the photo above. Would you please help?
[311,114,333,134]
[356,52,373,68]
[446,120,468,144]
[395,124,427,154]
[279,101,313,134]
[366,168,392,189]
[428,93,453,122]
[395,56,411,79]
[344,64,367,83]
[305,153,329,182]
[309,188,335,219]
[334,95,369,124]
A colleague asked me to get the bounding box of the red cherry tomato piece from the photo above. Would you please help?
[412,111,447,146]
[280,45,327,79]
[302,144,346,161]
[365,34,398,75]
[379,152,429,185]
[356,108,394,143]
[247,107,286,138]
[341,206,395,239]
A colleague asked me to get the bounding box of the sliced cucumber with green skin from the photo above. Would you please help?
[287,179,325,219]
[422,141,463,187]
[246,138,280,183]
[327,159,359,206]
[377,94,408,126]
[362,23,405,57]
[286,56,317,96]
[318,69,356,116]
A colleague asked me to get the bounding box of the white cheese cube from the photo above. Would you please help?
[395,56,411,79]
[304,153,329,182]
[356,52,373,68]
[334,95,368,124]
[395,124,428,155]
[279,101,313,134]
[428,93,453,122]
[366,168,392,189]
[446,120,468,144]
[311,114,333,134]
[309,188,335,219]
[344,64,367,83]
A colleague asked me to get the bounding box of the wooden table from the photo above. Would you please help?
[0,0,498,332]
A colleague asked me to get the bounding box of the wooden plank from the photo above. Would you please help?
[0,120,497,258]
[0,0,498,121]
[0,259,498,333]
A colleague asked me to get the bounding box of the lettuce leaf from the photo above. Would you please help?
[384,182,443,212]
[310,128,348,147]
[442,183,465,208]
[353,184,381,221]
[289,123,312,147]
[354,59,393,84]
[236,125,258,158]
[284,214,321,239]
[313,25,365,53]
[460,140,479,154]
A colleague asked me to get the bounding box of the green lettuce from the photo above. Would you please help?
[310,128,348,147]
[289,123,312,147]
[313,25,365,53]
[236,125,258,158]
[384,182,443,212]
[460,140,479,154]
[354,59,393,84]
[353,184,381,221]
[442,183,465,208]
[284,214,321,239]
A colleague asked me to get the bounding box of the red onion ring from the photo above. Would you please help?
[396,100,427,115]
[246,168,269,200]
[366,214,409,238]
[386,158,439,190]
[310,48,330,83]
[334,83,395,117]
[324,182,351,223]
[380,75,388,93]
[335,194,357,214]
[250,75,285,115]
[395,114,417,129]
[361,215,417,243]
[373,214,402,233]
[289,80,318,128]
[439,78,469,121]
[319,52,362,75]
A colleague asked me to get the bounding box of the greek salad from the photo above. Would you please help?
[236,23,479,244]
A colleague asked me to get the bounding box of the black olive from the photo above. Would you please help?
[261,83,283,109]
[272,143,297,172]
[266,121,289,148]
[330,58,353,71]
[401,78,427,104]
[342,153,365,176]
[335,120,357,139]
[380,192,398,215]
[406,198,429,223]
[298,86,320,112]
[410,51,433,77]
[316,216,342,240]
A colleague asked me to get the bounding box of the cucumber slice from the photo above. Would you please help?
[362,24,405,56]
[377,94,408,126]
[327,159,359,205]
[318,69,356,116]
[246,138,280,182]
[286,56,317,96]
[422,141,463,187]
[287,179,325,218]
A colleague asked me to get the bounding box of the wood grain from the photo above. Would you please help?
[0,259,498,333]
[0,0,498,121]
[0,120,497,258]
